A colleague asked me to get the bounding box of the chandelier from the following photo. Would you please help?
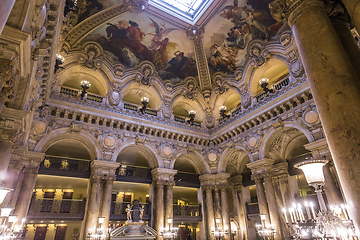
[160,218,178,239]
[281,159,359,239]
[212,218,228,240]
[255,214,276,239]
[0,207,25,240]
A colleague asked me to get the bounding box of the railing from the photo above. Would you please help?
[246,203,260,215]
[144,108,157,116]
[115,165,152,183]
[174,116,185,123]
[28,198,86,220]
[87,93,103,103]
[173,204,202,221]
[124,102,138,111]
[174,116,201,127]
[256,77,290,102]
[60,86,104,103]
[110,202,151,221]
[39,156,91,178]
[174,172,200,188]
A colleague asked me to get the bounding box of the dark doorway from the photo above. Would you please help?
[34,226,47,240]
[54,226,67,240]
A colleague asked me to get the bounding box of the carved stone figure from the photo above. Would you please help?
[71,228,80,240]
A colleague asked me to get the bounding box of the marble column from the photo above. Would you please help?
[84,176,102,238]
[0,0,15,35]
[278,175,294,208]
[323,163,343,205]
[220,186,230,239]
[214,187,223,228]
[263,176,283,240]
[13,166,39,224]
[164,184,174,228]
[270,0,360,230]
[0,140,14,184]
[205,187,215,239]
[254,178,270,224]
[230,175,247,240]
[154,182,164,240]
[236,189,247,240]
[1,160,24,207]
[100,177,114,233]
[331,15,360,80]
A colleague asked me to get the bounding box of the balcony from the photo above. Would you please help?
[110,202,151,221]
[115,165,152,183]
[60,86,104,103]
[173,204,202,222]
[174,172,200,188]
[39,156,90,178]
[28,198,86,220]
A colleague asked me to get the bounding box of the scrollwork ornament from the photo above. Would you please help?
[213,74,229,95]
[182,78,198,99]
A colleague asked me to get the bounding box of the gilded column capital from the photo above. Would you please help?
[269,0,325,26]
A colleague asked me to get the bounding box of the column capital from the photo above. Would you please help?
[247,158,275,179]
[270,0,325,26]
[304,138,330,158]
[199,173,230,188]
[0,108,28,142]
[230,174,243,191]
[272,162,289,176]
[90,160,120,180]
[151,168,177,185]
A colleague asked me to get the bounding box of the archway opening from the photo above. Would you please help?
[250,60,289,97]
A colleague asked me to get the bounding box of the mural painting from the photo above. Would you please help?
[203,0,283,75]
[81,13,198,83]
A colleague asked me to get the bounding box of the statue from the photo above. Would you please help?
[132,200,141,222]
[125,204,133,221]
[71,228,80,240]
[139,205,145,220]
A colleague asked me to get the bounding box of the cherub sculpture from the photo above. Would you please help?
[139,205,145,220]
[125,204,133,221]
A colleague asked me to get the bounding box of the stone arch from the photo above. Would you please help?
[34,128,102,160]
[57,63,109,96]
[259,121,315,160]
[170,150,211,175]
[248,58,290,97]
[218,146,253,173]
[120,79,163,110]
[111,140,162,169]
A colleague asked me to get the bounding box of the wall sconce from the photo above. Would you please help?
[187,110,196,125]
[54,54,65,73]
[140,97,149,114]
[219,106,230,120]
[80,80,91,100]
[259,78,274,94]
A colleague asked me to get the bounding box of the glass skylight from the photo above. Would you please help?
[149,0,211,24]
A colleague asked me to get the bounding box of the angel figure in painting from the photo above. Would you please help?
[147,17,179,50]
[125,204,133,221]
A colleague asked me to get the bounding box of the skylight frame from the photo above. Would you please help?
[149,0,212,25]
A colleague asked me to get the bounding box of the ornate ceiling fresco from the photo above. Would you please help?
[62,0,289,87]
